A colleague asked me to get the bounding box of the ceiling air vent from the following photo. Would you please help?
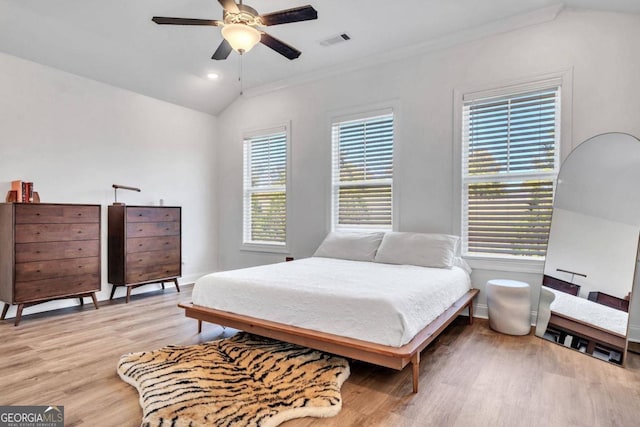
[319,33,351,47]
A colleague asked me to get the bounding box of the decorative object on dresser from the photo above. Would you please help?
[6,180,40,203]
[108,205,181,303]
[0,203,101,326]
[111,184,141,205]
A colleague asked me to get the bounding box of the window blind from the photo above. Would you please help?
[462,87,560,257]
[332,112,393,230]
[243,131,287,245]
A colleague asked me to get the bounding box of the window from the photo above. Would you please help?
[331,110,394,231]
[461,82,561,258]
[243,126,288,248]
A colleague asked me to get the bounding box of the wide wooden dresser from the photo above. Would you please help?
[108,205,181,302]
[0,203,101,326]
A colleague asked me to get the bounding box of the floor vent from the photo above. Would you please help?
[319,33,351,47]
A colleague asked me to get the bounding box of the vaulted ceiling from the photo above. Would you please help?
[1,1,638,115]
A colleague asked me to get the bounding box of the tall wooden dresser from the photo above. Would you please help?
[108,205,181,302]
[0,203,101,326]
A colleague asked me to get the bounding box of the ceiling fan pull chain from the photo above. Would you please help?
[239,54,244,96]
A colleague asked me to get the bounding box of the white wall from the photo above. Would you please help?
[0,52,218,318]
[545,208,639,299]
[215,9,640,338]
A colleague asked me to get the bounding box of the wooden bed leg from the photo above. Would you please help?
[468,299,474,325]
[1,303,9,320]
[126,287,132,304]
[411,352,420,393]
[198,320,202,333]
[110,285,117,300]
[173,278,180,293]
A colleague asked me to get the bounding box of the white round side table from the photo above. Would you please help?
[486,279,531,336]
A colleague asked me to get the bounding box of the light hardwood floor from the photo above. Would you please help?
[1,285,639,427]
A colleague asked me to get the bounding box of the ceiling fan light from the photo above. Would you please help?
[221,23,261,53]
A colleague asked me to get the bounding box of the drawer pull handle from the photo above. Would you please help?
[36,213,41,216]
[37,269,41,273]
[36,251,41,254]
[139,214,143,216]
[36,232,40,235]
[139,244,143,247]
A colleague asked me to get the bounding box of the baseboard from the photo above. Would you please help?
[474,303,489,320]
[627,323,640,343]
[628,341,640,354]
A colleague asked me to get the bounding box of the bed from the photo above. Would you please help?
[180,232,478,392]
[539,287,629,362]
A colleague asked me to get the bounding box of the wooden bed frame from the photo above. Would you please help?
[548,311,628,364]
[179,288,478,393]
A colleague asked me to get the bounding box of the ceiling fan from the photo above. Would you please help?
[152,0,318,60]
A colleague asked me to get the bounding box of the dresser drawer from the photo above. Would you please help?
[15,223,100,243]
[16,257,100,282]
[125,250,180,268]
[15,240,100,263]
[14,273,100,303]
[126,222,180,238]
[125,264,181,284]
[126,236,180,254]
[15,204,99,224]
[127,207,180,223]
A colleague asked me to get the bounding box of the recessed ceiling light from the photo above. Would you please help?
[206,73,220,80]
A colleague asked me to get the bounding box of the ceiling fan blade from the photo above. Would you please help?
[212,39,233,60]
[260,5,317,26]
[152,17,222,26]
[218,0,239,13]
[260,32,301,60]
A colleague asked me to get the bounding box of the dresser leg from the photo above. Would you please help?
[173,278,181,293]
[14,304,24,327]
[126,287,132,303]
[90,293,99,310]
[79,298,84,306]
[198,320,202,333]
[161,282,165,290]
[1,303,9,320]
[109,285,117,300]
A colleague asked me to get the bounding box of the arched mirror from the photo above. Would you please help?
[535,132,640,365]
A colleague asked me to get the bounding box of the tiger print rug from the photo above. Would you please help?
[117,332,350,427]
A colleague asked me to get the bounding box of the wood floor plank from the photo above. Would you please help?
[1,286,639,427]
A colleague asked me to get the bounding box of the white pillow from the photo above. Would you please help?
[374,232,460,268]
[313,232,385,262]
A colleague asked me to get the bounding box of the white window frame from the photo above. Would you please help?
[330,107,395,232]
[241,123,291,253]
[453,70,573,273]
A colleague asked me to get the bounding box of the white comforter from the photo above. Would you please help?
[548,288,629,336]
[192,257,471,347]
